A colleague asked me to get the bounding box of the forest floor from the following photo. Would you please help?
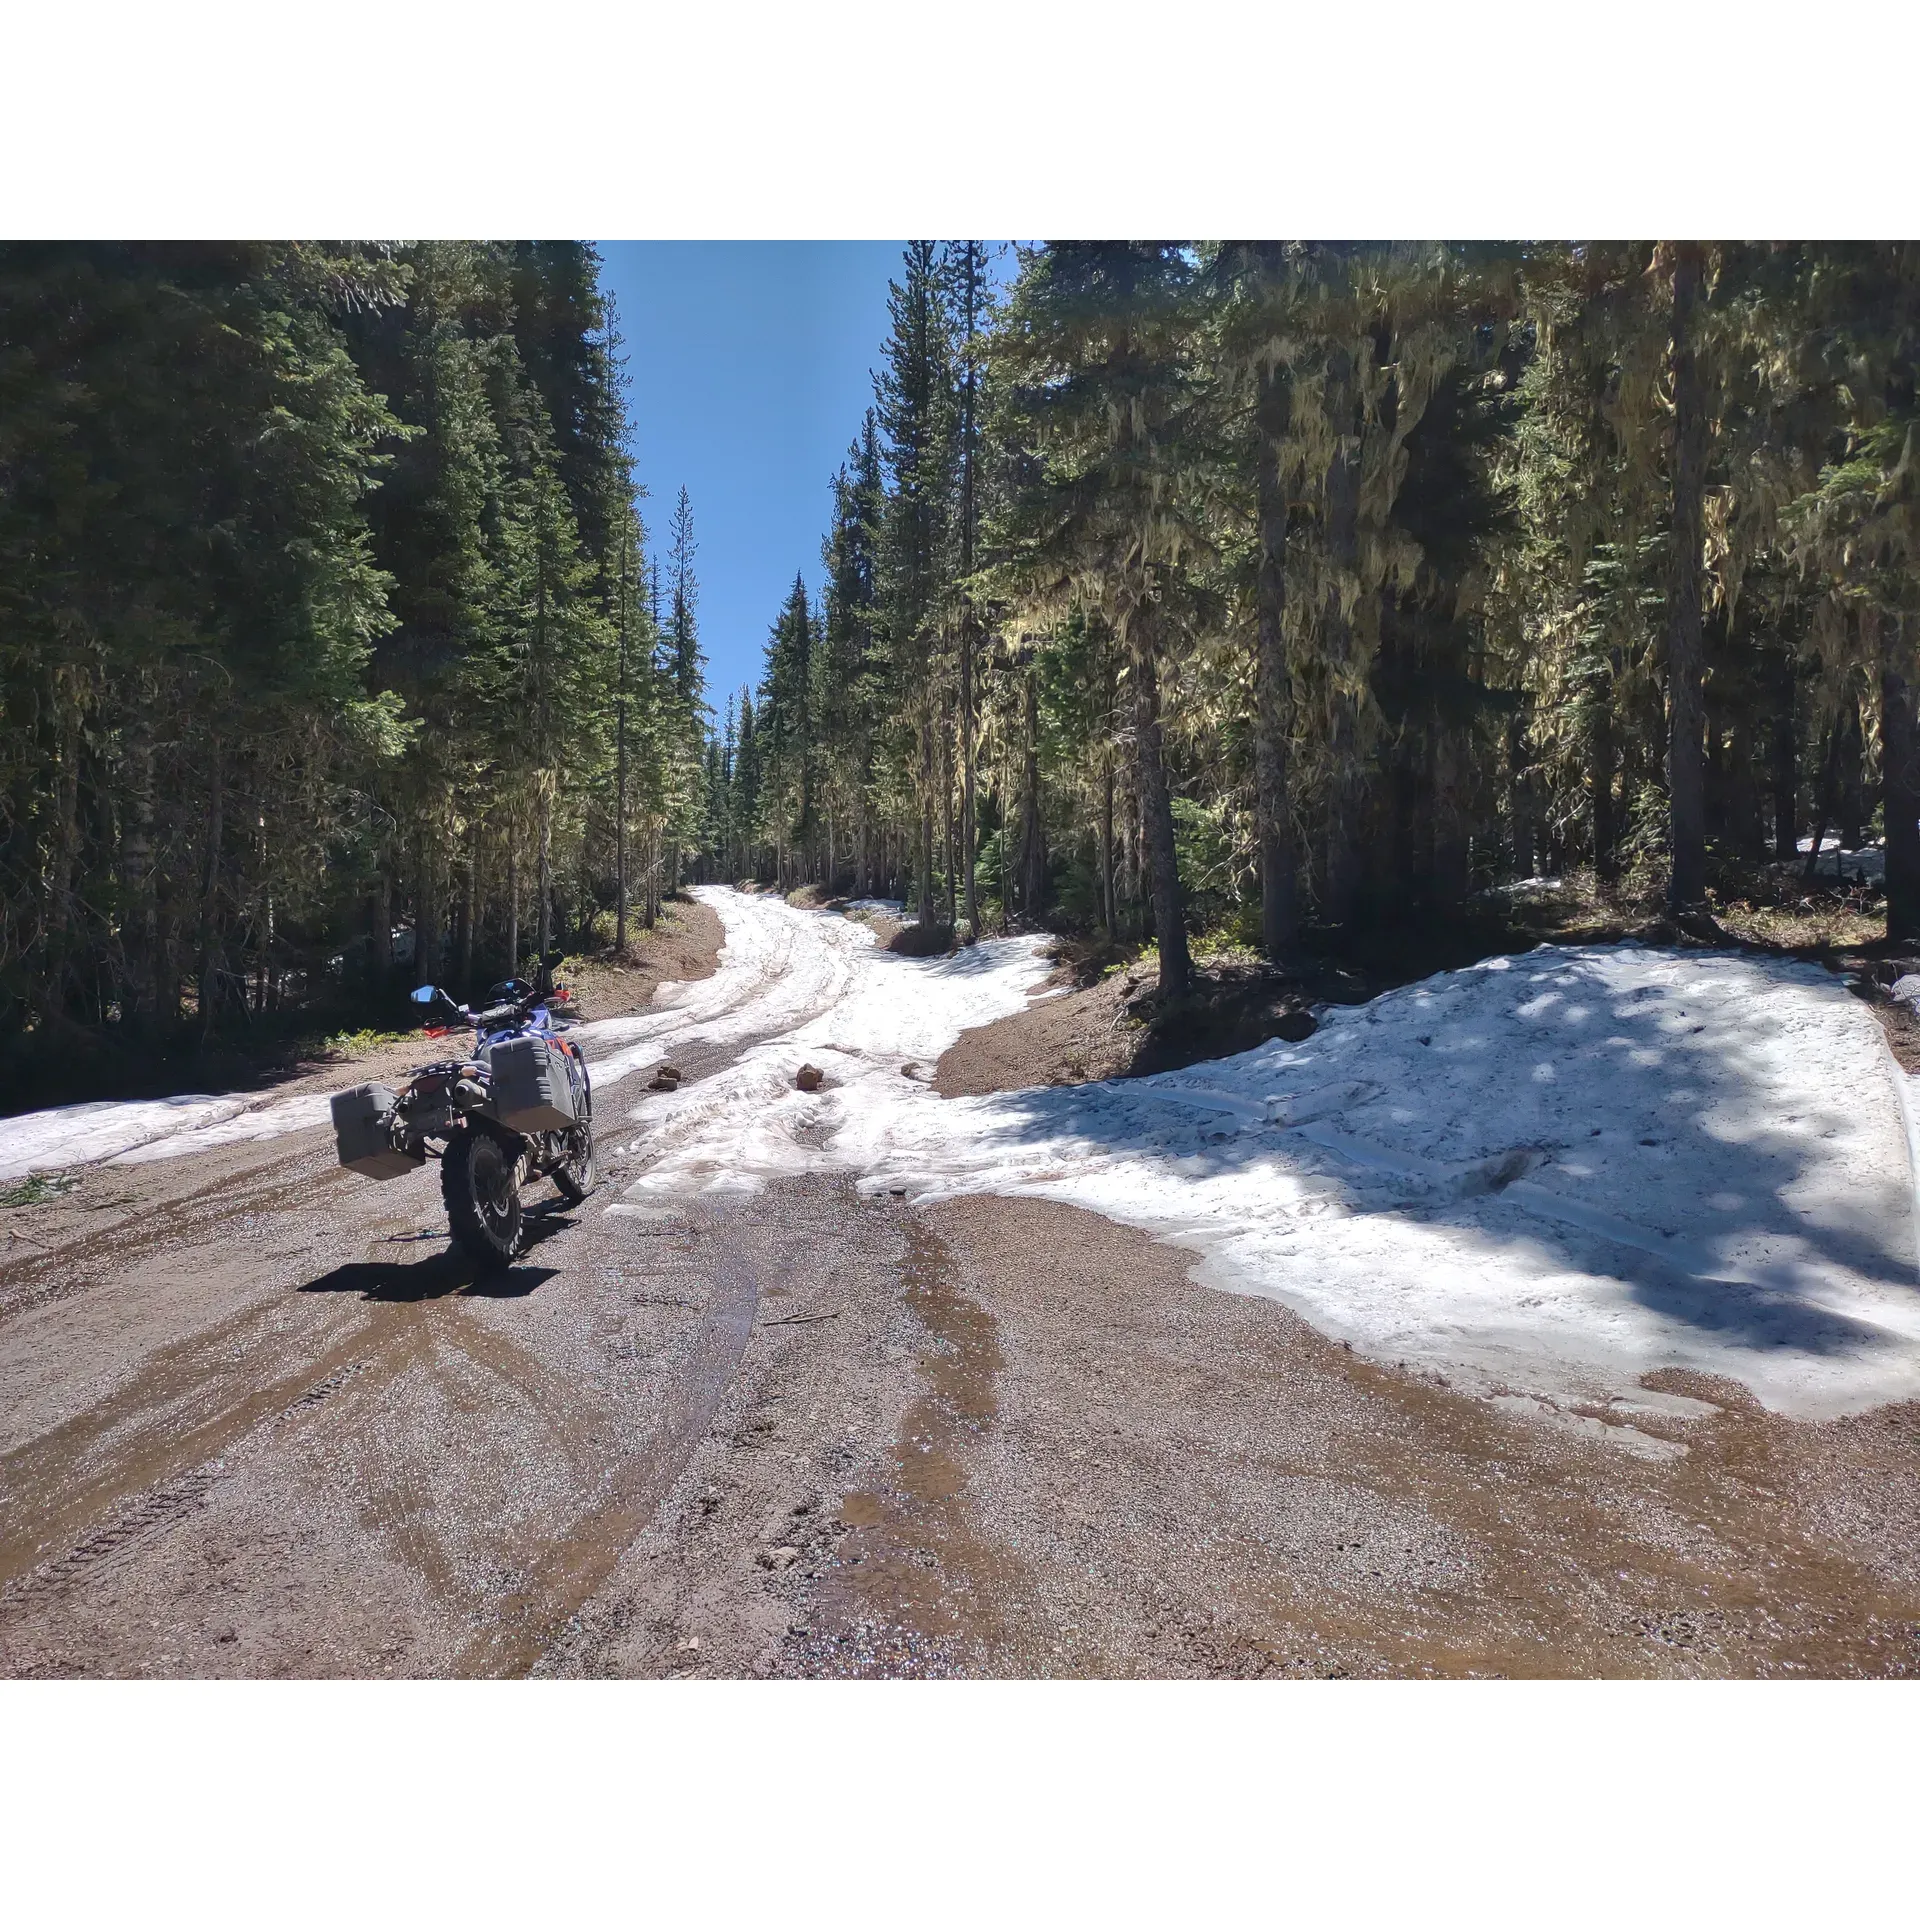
[5,883,1920,1678]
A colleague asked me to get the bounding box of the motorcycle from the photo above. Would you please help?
[329,962,596,1268]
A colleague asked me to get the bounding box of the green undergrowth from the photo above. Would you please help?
[1,1171,81,1208]
[313,1027,412,1061]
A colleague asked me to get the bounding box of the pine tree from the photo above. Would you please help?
[991,242,1203,995]
[876,241,959,925]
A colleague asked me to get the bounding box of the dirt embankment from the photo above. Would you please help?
[934,950,1320,1099]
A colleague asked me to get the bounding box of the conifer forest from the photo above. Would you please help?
[5,241,1918,1095]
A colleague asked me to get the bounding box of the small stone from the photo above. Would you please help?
[796,1064,824,1091]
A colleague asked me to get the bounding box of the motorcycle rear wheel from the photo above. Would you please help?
[553,1121,596,1204]
[443,1127,524,1268]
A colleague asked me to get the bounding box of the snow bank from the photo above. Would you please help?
[0,1085,345,1179]
[617,909,1920,1419]
[1785,836,1886,883]
[857,945,1920,1418]
[0,1094,253,1181]
[108,1092,339,1164]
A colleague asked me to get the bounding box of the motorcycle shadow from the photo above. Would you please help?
[303,1210,577,1303]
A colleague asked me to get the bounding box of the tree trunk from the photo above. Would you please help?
[198,737,226,1041]
[615,721,629,954]
[1803,722,1843,887]
[460,824,477,999]
[1124,739,1145,938]
[1321,347,1364,928]
[1881,617,1920,942]
[960,609,978,933]
[505,842,519,980]
[917,716,936,927]
[942,691,958,925]
[1253,361,1299,958]
[1510,711,1538,879]
[414,834,437,989]
[1133,628,1190,999]
[1101,755,1117,936]
[373,868,392,994]
[119,707,157,1028]
[1771,651,1798,860]
[46,686,83,1012]
[1591,674,1619,881]
[1432,724,1471,907]
[535,784,552,978]
[999,756,1013,931]
[1665,240,1710,914]
[1837,693,1867,852]
[1020,667,1046,918]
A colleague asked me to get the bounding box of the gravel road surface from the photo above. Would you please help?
[5,890,1919,1678]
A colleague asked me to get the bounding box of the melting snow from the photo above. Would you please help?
[619,899,1920,1419]
[0,1094,253,1181]
[0,1086,346,1180]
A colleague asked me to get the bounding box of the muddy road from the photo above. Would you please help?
[6,890,1920,1678]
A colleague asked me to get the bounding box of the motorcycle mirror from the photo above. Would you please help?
[409,985,437,1004]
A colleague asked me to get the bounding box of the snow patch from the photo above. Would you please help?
[610,887,1052,1194]
[0,1094,252,1181]
[856,943,1920,1418]
[612,902,1920,1420]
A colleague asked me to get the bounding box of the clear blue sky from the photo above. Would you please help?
[597,241,906,720]
[597,241,1019,722]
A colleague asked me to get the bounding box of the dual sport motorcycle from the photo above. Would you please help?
[329,967,596,1268]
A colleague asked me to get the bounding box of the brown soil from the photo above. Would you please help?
[541,1187,1920,1679]
[934,951,1319,1098]
[8,1141,1920,1679]
[934,956,1149,1096]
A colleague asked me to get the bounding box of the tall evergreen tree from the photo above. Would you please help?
[876,241,959,924]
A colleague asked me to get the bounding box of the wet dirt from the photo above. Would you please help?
[816,1198,1920,1679]
[800,1219,1037,1674]
[449,1212,760,1677]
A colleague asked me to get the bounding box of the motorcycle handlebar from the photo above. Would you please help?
[416,978,574,1033]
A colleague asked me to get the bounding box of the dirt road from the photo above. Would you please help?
[5,890,1920,1678]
